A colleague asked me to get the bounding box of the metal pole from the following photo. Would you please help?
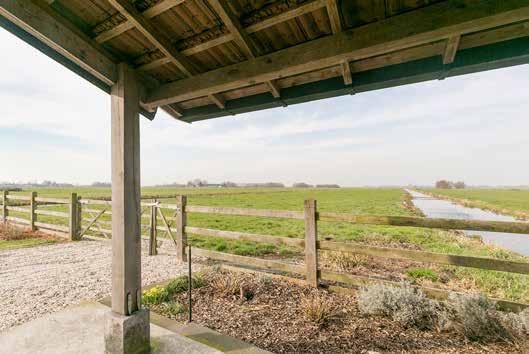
[187,244,192,323]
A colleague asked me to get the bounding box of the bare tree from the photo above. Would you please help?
[435,180,452,189]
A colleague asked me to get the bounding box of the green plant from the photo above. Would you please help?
[301,294,335,326]
[406,267,439,282]
[166,274,205,296]
[163,301,186,316]
[142,286,169,305]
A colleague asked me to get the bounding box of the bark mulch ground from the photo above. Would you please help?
[149,269,528,354]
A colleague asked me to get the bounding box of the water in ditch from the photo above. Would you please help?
[406,189,529,256]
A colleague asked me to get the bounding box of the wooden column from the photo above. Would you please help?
[176,195,187,263]
[69,193,79,240]
[110,63,142,316]
[30,192,37,231]
[1,191,6,223]
[149,199,158,256]
[304,199,318,287]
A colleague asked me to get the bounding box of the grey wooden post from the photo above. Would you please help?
[77,195,82,238]
[30,191,37,231]
[2,190,8,223]
[69,193,79,240]
[304,199,318,287]
[149,199,158,256]
[176,195,187,263]
[105,63,149,354]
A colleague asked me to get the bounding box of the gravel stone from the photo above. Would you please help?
[0,238,192,332]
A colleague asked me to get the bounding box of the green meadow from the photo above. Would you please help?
[3,187,529,302]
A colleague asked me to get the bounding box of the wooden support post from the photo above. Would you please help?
[1,190,6,223]
[110,63,143,316]
[176,195,187,263]
[304,199,318,287]
[30,191,37,231]
[69,193,80,240]
[149,199,158,255]
[77,195,82,238]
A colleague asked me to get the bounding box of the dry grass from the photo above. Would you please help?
[320,250,369,272]
[301,294,335,326]
[0,223,28,241]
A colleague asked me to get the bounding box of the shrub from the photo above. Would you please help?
[142,286,169,305]
[358,283,440,329]
[301,294,335,326]
[406,267,439,282]
[448,293,514,342]
[0,223,27,241]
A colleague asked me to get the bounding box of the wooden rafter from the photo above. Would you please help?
[267,80,281,98]
[340,60,352,85]
[0,0,117,86]
[162,104,185,119]
[443,35,461,64]
[209,93,226,109]
[326,0,342,34]
[106,0,198,77]
[144,1,529,108]
[95,0,185,43]
[208,0,257,58]
[135,0,328,72]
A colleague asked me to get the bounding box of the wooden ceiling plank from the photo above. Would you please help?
[136,0,328,72]
[145,0,529,108]
[326,0,342,34]
[209,93,226,108]
[95,0,185,43]
[0,0,117,86]
[106,0,197,77]
[443,35,461,64]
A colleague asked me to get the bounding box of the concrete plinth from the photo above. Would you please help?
[105,309,150,354]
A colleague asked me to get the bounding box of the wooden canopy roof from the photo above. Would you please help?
[2,0,529,122]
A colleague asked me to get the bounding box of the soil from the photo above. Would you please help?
[151,269,528,354]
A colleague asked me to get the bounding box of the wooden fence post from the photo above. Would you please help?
[149,199,158,255]
[69,193,79,240]
[30,191,37,231]
[176,195,187,263]
[304,199,318,287]
[77,195,82,237]
[2,190,8,223]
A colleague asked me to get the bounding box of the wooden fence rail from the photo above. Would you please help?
[2,191,528,311]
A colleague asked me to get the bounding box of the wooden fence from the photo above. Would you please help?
[2,191,529,311]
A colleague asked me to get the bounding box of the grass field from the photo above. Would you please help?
[423,188,529,220]
[3,187,529,302]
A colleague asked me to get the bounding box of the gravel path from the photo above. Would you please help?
[0,238,192,332]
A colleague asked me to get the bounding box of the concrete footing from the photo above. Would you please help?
[104,309,150,354]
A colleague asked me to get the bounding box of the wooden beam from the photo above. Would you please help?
[443,35,461,64]
[208,0,258,59]
[326,0,342,34]
[135,0,327,71]
[209,93,226,109]
[341,60,352,85]
[106,0,198,77]
[95,0,185,43]
[267,80,281,98]
[0,0,117,86]
[145,0,529,108]
[110,63,142,316]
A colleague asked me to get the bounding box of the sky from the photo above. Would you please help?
[1,28,529,187]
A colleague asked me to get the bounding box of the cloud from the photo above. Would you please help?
[1,27,529,186]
